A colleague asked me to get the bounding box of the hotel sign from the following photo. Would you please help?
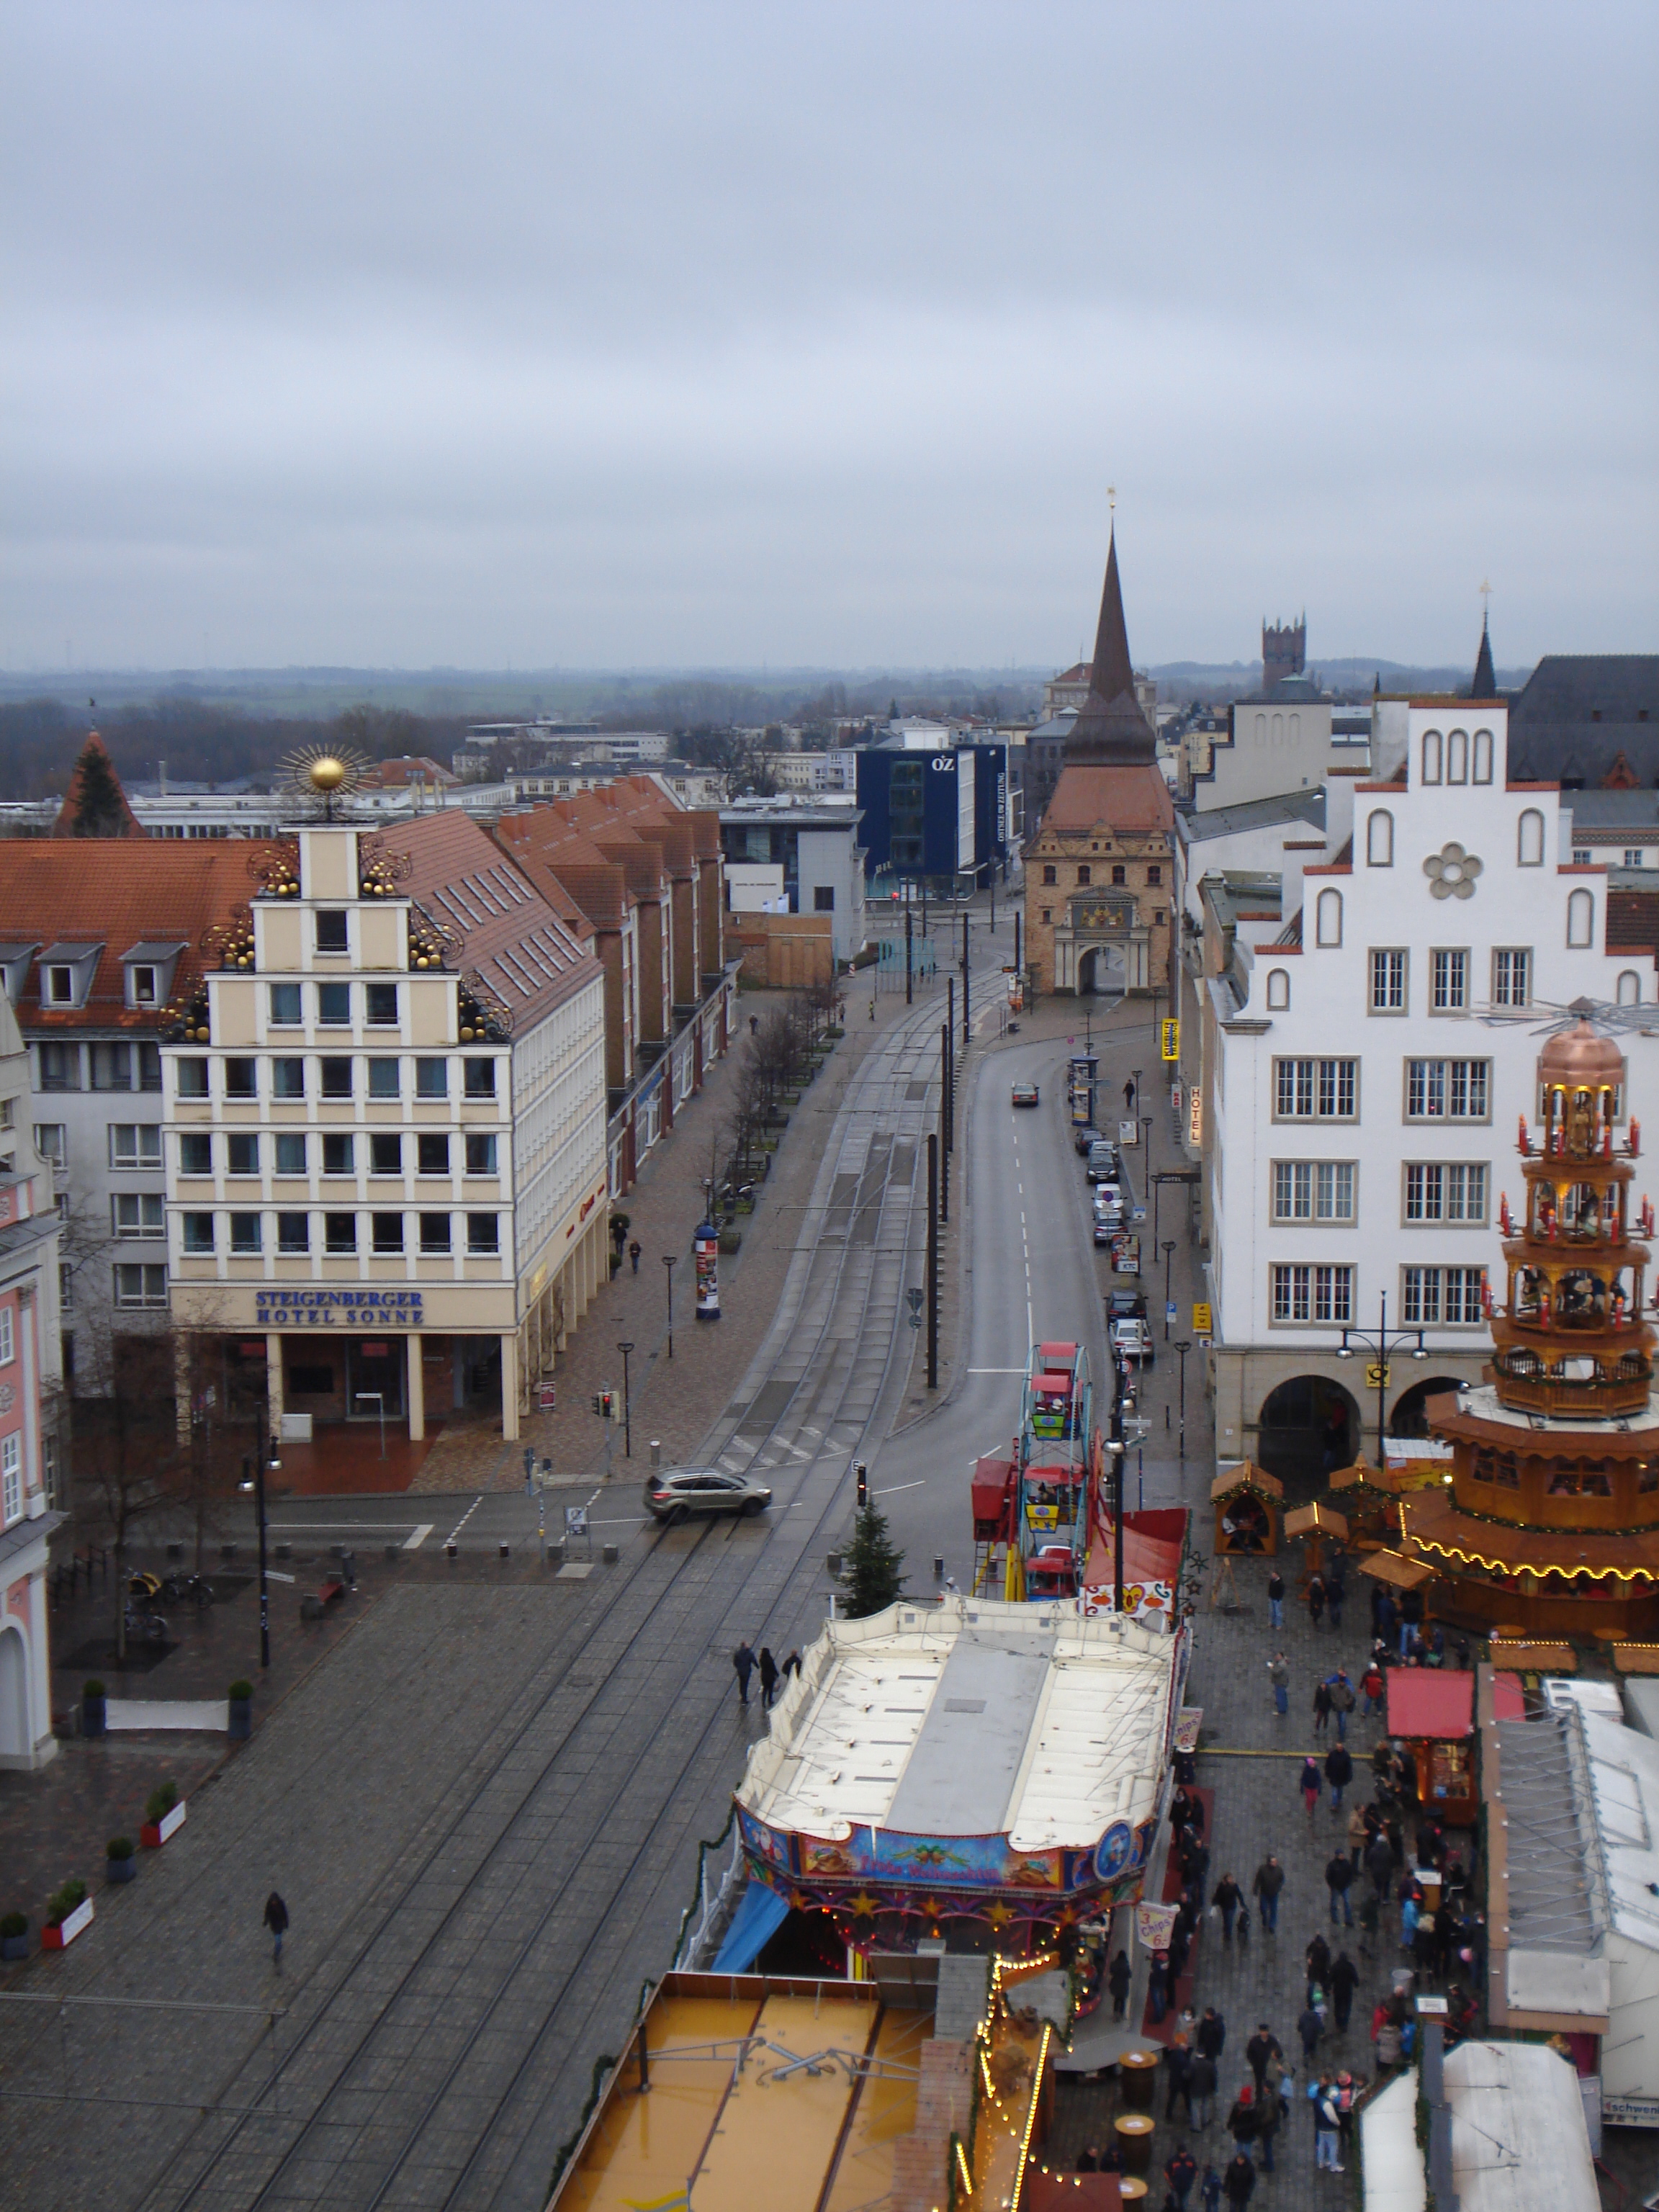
[254,1289,424,1328]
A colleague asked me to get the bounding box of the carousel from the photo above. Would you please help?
[1406,1019,1659,1638]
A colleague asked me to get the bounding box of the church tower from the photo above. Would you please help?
[1262,616,1305,693]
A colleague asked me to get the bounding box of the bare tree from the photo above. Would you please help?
[74,1330,175,1663]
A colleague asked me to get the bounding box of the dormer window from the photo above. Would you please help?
[37,940,103,1012]
[45,967,75,1005]
[0,945,40,1005]
[130,966,158,1006]
[121,941,183,1011]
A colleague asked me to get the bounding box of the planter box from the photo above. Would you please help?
[140,1801,186,1849]
[42,1899,94,1950]
[1,1933,27,1961]
[82,1696,106,1738]
[228,1698,252,1742]
[105,1858,136,1885]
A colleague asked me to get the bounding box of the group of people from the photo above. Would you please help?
[730,1640,802,1708]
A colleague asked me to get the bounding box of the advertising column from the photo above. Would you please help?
[695,1220,720,1320]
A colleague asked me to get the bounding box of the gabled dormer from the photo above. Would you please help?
[0,944,40,1004]
[37,941,103,1012]
[122,940,186,1011]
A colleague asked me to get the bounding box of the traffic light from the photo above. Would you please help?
[593,1390,618,1421]
[855,1461,868,1509]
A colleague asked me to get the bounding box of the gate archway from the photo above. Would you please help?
[1256,1375,1362,1491]
[1387,1376,1466,1439]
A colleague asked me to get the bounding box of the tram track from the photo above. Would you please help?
[126,996,945,2212]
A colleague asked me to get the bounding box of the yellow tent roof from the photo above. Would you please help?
[1210,1461,1284,1503]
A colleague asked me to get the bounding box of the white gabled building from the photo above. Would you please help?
[1200,696,1659,1481]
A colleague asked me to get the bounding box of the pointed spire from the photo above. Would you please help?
[1065,524,1155,765]
[1470,613,1497,699]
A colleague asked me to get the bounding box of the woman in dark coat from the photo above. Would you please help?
[757,1647,780,1707]
[1223,2152,1256,2209]
[1108,1948,1133,2020]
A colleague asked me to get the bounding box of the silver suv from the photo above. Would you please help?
[643,1467,773,1522]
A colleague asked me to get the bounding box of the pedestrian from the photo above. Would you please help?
[1313,2077,1345,2172]
[1166,2146,1198,2211]
[869,997,876,1022]
[1307,1570,1326,1630]
[1401,1886,1421,1951]
[1357,1890,1380,1956]
[264,1890,289,1967]
[1305,1932,1331,1999]
[758,1647,779,1707]
[1377,1589,1398,1650]
[1398,1586,1424,1657]
[1346,1801,1372,1854]
[1361,1659,1385,1720]
[732,1639,756,1705]
[628,1238,642,1274]
[1245,2024,1281,2095]
[1212,1872,1243,1943]
[782,1648,803,1678]
[1328,1669,1356,1743]
[750,1013,760,1037]
[1326,1740,1354,1813]
[1222,2152,1256,2212]
[1188,2047,1218,2130]
[1108,1947,1133,2020]
[1201,2164,1223,2212]
[1077,2144,1100,2172]
[1251,1856,1284,1933]
[1330,1950,1359,2034]
[1325,1849,1354,1927]
[1326,1556,1346,1631]
[1266,1565,1285,1629]
[1197,2007,1226,2062]
[1254,2074,1281,2173]
[1364,1828,1395,1903]
[1125,1076,1137,1113]
[1149,1950,1172,2025]
[1164,2039,1194,2123]
[1313,1679,1333,1737]
[1297,2000,1323,2063]
[1226,2083,1259,2146]
[1300,1754,1321,1825]
[1267,1651,1289,1717]
[1170,1786,1199,1846]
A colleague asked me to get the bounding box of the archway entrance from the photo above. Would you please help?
[1387,1377,1465,1439]
[1256,1375,1362,1492]
[1077,944,1126,997]
[0,1626,28,1765]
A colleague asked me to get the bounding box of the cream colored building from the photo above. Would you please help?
[165,817,608,1445]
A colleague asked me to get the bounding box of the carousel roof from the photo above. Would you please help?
[1404,1488,1659,1582]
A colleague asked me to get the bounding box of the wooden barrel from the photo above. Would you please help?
[1114,2114,1156,2175]
[1118,2180,1149,2206]
[1118,2048,1160,2110]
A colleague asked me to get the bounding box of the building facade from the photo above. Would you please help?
[718,798,868,966]
[853,743,1015,889]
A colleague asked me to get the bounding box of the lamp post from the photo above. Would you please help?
[1162,1239,1177,1339]
[238,1431,281,1672]
[1336,1291,1429,1466]
[1173,1338,1192,1461]
[616,1341,634,1459]
[662,1255,678,1359]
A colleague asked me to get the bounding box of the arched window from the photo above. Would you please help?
[1421,730,1443,783]
[1618,970,1642,1004]
[1271,713,1284,745]
[1517,809,1545,866]
[1253,713,1267,745]
[1366,810,1394,867]
[1473,729,1494,783]
[1567,887,1595,948]
[1316,888,1344,947]
[1447,729,1469,783]
[1266,968,1290,1010]
[1288,713,1300,740]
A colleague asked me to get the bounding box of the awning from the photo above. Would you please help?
[1387,1669,1475,1741]
[1284,1501,1349,1541]
[712,1880,790,1971]
[1084,1511,1186,1596]
[1211,1461,1283,1502]
[1355,1549,1435,1591]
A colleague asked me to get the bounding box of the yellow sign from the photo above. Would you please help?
[1366,1362,1390,1388]
[1192,1303,1213,1336]
[1161,1018,1180,1061]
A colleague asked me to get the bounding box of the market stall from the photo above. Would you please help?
[1327,1457,1402,1545]
[1282,1499,1349,1585]
[1386,1668,1478,1823]
[1211,1463,1282,1556]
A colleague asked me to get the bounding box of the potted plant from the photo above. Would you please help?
[227,1680,253,1742]
[41,1881,92,1951]
[105,1837,136,1885]
[82,1678,107,1738]
[140,1780,186,1848]
[0,1912,27,1963]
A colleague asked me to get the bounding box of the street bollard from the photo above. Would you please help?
[445,1539,457,1561]
[498,1542,511,1560]
[603,1543,619,1565]
[650,1439,662,1469]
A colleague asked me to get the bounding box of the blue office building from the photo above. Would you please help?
[855,742,1017,890]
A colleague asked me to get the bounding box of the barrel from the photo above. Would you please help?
[1114,2114,1156,2175]
[1118,2049,1160,2110]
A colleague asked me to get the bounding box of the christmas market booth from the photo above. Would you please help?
[1385,1667,1478,1825]
[1211,1462,1282,1556]
[1326,1456,1403,1545]
[732,1595,1187,1961]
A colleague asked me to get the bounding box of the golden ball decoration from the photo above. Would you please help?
[308,756,348,793]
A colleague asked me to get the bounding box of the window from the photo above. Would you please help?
[1266,968,1290,1010]
[367,1058,400,1098]
[1421,730,1443,783]
[1402,1265,1487,1325]
[1447,729,1468,783]
[230,1213,262,1254]
[268,983,301,1025]
[465,1133,498,1176]
[1041,865,1056,886]
[1076,865,1092,886]
[1517,809,1545,866]
[365,982,399,1026]
[415,1058,448,1100]
[39,1043,81,1092]
[274,1132,307,1175]
[2,1434,21,1524]
[1478,948,1530,1013]
[224,1057,257,1098]
[320,1057,353,1099]
[467,1213,500,1256]
[324,1212,356,1254]
[463,1058,497,1099]
[1315,889,1343,947]
[1370,950,1406,1013]
[322,1133,355,1176]
[419,1213,451,1254]
[182,1212,215,1254]
[0,1308,11,1364]
[277,1213,310,1254]
[109,1124,162,1169]
[89,1043,132,1093]
[317,981,351,1026]
[1040,909,1051,924]
[418,1133,451,1177]
[1618,970,1642,1005]
[1271,1263,1354,1323]
[812,886,835,912]
[1431,950,1468,1012]
[1366,811,1394,866]
[1274,1058,1357,1120]
[1272,1161,1356,1222]
[1146,865,1161,886]
[1406,1057,1490,1120]
[272,1056,305,1098]
[315,910,349,952]
[1567,888,1594,948]
[138,1042,161,1092]
[114,1263,167,1309]
[371,1212,404,1254]
[179,1131,212,1176]
[60,1263,73,1316]
[45,964,75,1005]
[1111,865,1126,886]
[1626,850,1645,868]
[1572,848,1591,866]
[112,1194,165,1239]
[227,1133,260,1177]
[1404,1162,1488,1223]
[1473,729,1493,783]
[369,1133,403,1175]
[34,1124,66,1166]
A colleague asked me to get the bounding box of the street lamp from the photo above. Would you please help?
[1335,1290,1428,1466]
[616,1341,634,1459]
[1162,1239,1177,1339]
[662,1255,678,1359]
[238,1431,282,1671]
[1172,1339,1192,1462]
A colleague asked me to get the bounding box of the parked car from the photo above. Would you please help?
[1110,1316,1155,1366]
[1093,1209,1122,1246]
[1087,1141,1120,1184]
[1073,1123,1102,1156]
[1011,1082,1040,1108]
[643,1468,773,1522]
[1107,1287,1148,1321]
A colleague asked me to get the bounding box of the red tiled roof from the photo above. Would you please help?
[1040,763,1175,835]
[1607,889,1659,952]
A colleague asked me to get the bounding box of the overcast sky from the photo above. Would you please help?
[5,1,1656,673]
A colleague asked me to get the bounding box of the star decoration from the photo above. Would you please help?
[848,1891,878,1919]
[986,1901,1015,1928]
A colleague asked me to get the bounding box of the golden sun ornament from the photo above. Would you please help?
[279,742,369,817]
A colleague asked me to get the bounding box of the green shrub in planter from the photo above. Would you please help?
[228,1680,253,1701]
[144,1781,179,1825]
[718,1229,742,1255]
[105,1838,137,1884]
[824,1025,844,1039]
[46,1880,87,1928]
[0,1909,26,1962]
[0,1912,25,1938]
[83,1679,106,1698]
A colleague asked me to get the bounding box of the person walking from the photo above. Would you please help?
[1245,2024,1281,2095]
[1307,1570,1326,1630]
[1213,1872,1244,1943]
[1124,1076,1137,1113]
[757,1647,780,1708]
[1267,1566,1285,1630]
[1108,1948,1133,2020]
[1313,2077,1345,2172]
[781,1649,803,1679]
[1148,1949,1172,2026]
[1201,2164,1223,2212]
[1364,1828,1395,1905]
[1165,2146,1198,2211]
[1226,2083,1259,2149]
[1297,2000,1323,2065]
[1305,1933,1332,2002]
[1164,2038,1195,2123]
[1197,2007,1226,2064]
[1325,1849,1355,1928]
[1327,1669,1356,1743]
[1267,1651,1290,1717]
[1326,1740,1354,1813]
[732,1640,756,1706]
[1188,2046,1218,2131]
[264,1891,289,1968]
[1300,1754,1321,1825]
[1253,2074,1281,2174]
[1330,1950,1359,2034]
[1326,1556,1346,1631]
[628,1238,642,1274]
[1361,1658,1385,1721]
[1313,1679,1333,1737]
[1251,1856,1284,1933]
[1222,2152,1256,2212]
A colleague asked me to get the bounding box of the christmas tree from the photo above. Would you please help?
[840,1500,907,1619]
[66,739,130,837]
